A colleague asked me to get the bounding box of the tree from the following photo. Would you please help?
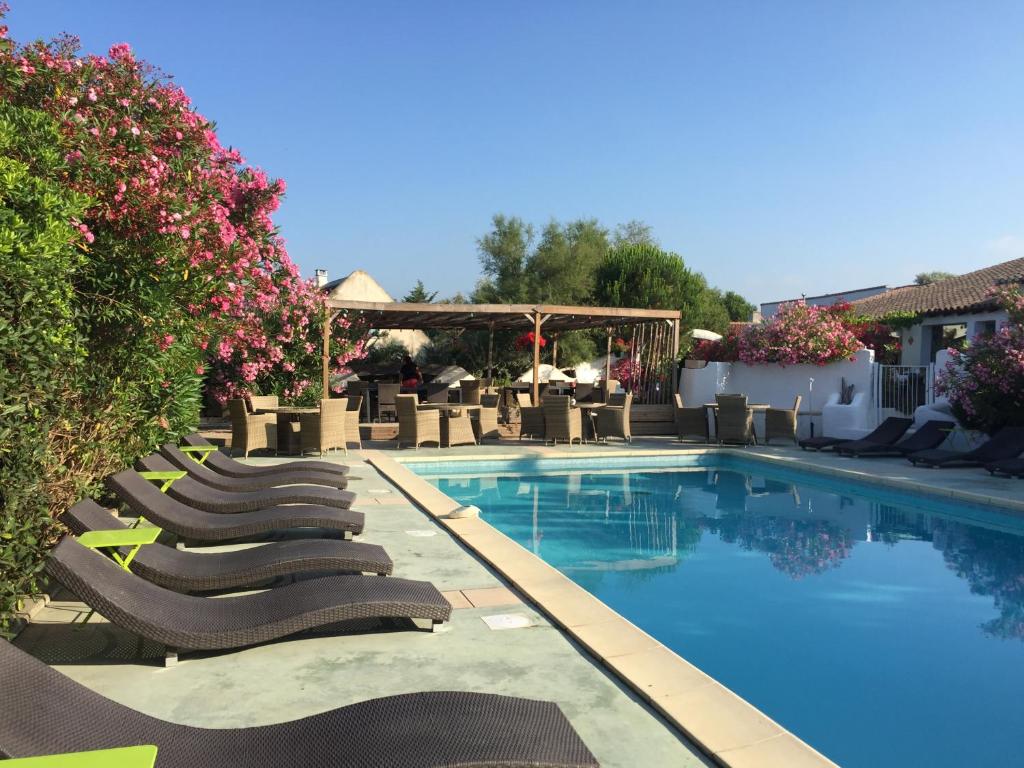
[402,280,437,303]
[526,218,609,304]
[915,271,955,285]
[721,290,756,322]
[612,220,658,248]
[474,214,533,303]
[593,243,729,334]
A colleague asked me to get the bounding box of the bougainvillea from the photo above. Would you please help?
[935,287,1024,434]
[513,331,547,351]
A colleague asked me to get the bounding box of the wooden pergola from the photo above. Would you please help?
[322,300,681,404]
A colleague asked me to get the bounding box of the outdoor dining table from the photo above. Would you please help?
[574,402,605,441]
[418,403,481,447]
[255,405,319,455]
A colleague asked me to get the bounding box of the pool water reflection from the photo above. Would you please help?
[422,461,1024,768]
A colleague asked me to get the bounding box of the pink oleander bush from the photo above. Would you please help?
[0,5,363,632]
[691,300,864,365]
[935,287,1024,434]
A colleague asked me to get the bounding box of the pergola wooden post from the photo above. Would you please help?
[531,310,550,405]
[605,327,613,389]
[485,322,495,382]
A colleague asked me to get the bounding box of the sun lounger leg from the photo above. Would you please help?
[164,648,178,667]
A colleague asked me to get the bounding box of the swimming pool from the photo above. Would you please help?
[409,455,1024,768]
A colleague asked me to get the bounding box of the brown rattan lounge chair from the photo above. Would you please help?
[181,434,351,478]
[835,420,955,457]
[299,399,348,457]
[228,399,277,458]
[543,395,583,445]
[159,444,348,492]
[106,470,364,542]
[137,455,356,513]
[764,396,802,445]
[595,392,632,443]
[987,457,1024,478]
[907,426,1024,468]
[799,417,912,452]
[61,499,392,592]
[516,392,545,441]
[44,538,451,660]
[0,640,600,768]
[674,394,709,443]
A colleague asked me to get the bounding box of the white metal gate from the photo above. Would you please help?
[872,364,935,422]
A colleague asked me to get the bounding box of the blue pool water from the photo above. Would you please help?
[410,456,1024,768]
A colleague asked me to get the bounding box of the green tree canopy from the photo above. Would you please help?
[593,243,730,334]
[526,218,609,304]
[402,279,437,303]
[473,214,533,303]
[720,290,756,321]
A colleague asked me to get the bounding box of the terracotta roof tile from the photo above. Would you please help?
[851,258,1024,317]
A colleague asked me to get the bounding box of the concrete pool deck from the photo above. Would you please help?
[15,451,713,768]
[17,436,1022,767]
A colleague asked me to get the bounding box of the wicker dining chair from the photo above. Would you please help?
[674,393,709,443]
[595,391,633,443]
[543,395,583,446]
[460,379,482,405]
[396,394,440,449]
[376,382,401,422]
[425,382,450,403]
[594,379,620,403]
[299,399,348,457]
[228,399,277,458]
[247,394,279,412]
[474,393,502,441]
[764,395,802,445]
[716,394,754,446]
[574,382,595,402]
[344,395,363,449]
[516,392,545,441]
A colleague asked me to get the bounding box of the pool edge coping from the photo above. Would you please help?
[366,449,842,768]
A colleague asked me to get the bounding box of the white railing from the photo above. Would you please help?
[872,364,934,422]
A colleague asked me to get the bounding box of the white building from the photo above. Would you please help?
[759,285,890,319]
[319,269,431,357]
[852,258,1023,366]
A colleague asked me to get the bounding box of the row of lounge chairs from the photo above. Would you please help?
[799,418,1024,475]
[3,434,600,767]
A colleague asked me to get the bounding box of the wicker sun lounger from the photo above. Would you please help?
[159,443,348,492]
[799,416,912,452]
[0,641,600,768]
[136,454,356,513]
[61,499,392,592]
[987,458,1024,478]
[45,538,452,658]
[181,433,350,478]
[835,420,955,457]
[907,426,1024,468]
[107,470,364,542]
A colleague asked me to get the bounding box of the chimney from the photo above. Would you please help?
[314,268,328,288]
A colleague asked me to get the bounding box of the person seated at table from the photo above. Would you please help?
[400,354,423,390]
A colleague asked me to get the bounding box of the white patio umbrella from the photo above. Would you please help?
[691,328,722,341]
[517,364,572,383]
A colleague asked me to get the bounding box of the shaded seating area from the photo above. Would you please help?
[0,641,599,768]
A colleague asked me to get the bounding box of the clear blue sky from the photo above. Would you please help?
[10,1,1024,305]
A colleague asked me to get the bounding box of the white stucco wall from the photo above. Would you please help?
[325,270,431,357]
[680,349,876,438]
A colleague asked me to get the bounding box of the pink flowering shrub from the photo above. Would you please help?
[935,287,1024,434]
[692,301,863,365]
